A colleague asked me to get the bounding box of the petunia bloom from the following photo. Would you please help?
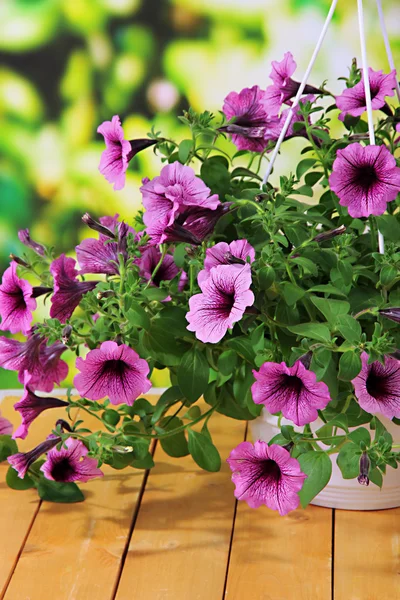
[98,115,156,190]
[18,229,45,256]
[336,68,396,121]
[186,264,254,344]
[199,239,255,285]
[221,87,312,152]
[0,411,13,436]
[8,437,61,479]
[251,359,331,426]
[76,214,136,275]
[227,441,307,515]
[50,255,99,323]
[264,51,321,115]
[13,376,68,440]
[0,334,68,392]
[352,352,400,419]
[329,143,400,218]
[74,341,152,406]
[0,262,36,335]
[137,246,185,290]
[154,204,231,246]
[222,85,281,152]
[141,162,220,243]
[41,438,103,483]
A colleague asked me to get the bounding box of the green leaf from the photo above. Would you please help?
[126,303,150,330]
[178,139,193,163]
[338,351,362,381]
[200,156,231,197]
[290,257,318,277]
[310,297,350,325]
[226,336,256,363]
[0,435,18,462]
[282,282,305,306]
[151,386,183,424]
[158,306,191,337]
[159,417,189,458]
[337,443,362,479]
[187,429,221,472]
[287,323,331,343]
[348,427,371,448]
[307,285,347,297]
[298,451,332,507]
[37,479,85,503]
[336,315,362,344]
[296,158,316,179]
[142,287,170,302]
[295,185,313,197]
[177,349,209,404]
[217,350,238,376]
[258,266,275,290]
[305,171,324,187]
[310,128,331,143]
[131,453,155,469]
[375,215,400,242]
[369,467,383,488]
[6,466,35,490]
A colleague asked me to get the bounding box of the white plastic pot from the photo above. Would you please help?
[250,409,400,510]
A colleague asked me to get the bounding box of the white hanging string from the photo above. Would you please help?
[376,0,400,103]
[357,0,385,254]
[261,0,338,187]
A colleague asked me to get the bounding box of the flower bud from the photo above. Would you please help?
[97,290,115,300]
[17,229,46,256]
[82,213,116,239]
[357,451,370,486]
[31,286,53,298]
[298,351,312,370]
[379,308,400,325]
[10,254,29,267]
[55,419,73,433]
[313,225,346,243]
[61,325,73,344]
[223,251,246,265]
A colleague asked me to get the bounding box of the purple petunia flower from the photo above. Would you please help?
[50,254,99,323]
[8,437,61,479]
[0,334,68,392]
[41,438,103,483]
[141,162,220,244]
[222,85,281,152]
[352,352,400,419]
[336,68,397,122]
[198,239,255,285]
[18,229,46,256]
[13,375,68,440]
[221,86,312,152]
[186,264,254,344]
[98,115,156,190]
[137,246,186,291]
[251,359,331,426]
[0,262,36,335]
[264,51,321,115]
[329,143,400,218]
[74,341,152,405]
[227,440,307,515]
[0,411,13,436]
[76,214,136,275]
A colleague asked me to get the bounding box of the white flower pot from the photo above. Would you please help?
[250,409,400,510]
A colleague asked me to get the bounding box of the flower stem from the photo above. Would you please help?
[144,244,168,289]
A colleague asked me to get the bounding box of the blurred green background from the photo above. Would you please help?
[1,0,399,388]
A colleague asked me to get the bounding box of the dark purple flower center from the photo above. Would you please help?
[280,374,304,395]
[215,289,235,318]
[366,369,390,400]
[261,459,281,481]
[353,165,378,190]
[238,458,281,500]
[6,287,27,311]
[51,457,76,482]
[101,359,128,379]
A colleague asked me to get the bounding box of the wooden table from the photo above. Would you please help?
[0,394,399,600]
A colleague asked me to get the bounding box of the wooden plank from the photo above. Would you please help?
[335,508,400,600]
[114,412,246,600]
[3,397,158,600]
[225,500,333,600]
[0,395,78,599]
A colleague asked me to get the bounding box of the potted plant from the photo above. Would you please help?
[1,42,400,514]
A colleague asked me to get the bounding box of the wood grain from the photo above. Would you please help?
[335,508,400,600]
[225,502,332,600]
[114,412,246,600]
[2,397,157,600]
[0,395,78,598]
